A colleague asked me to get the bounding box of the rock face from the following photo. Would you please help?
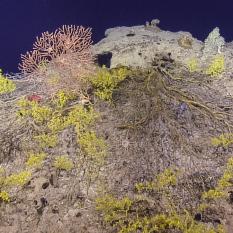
[93,25,203,68]
[2,24,233,233]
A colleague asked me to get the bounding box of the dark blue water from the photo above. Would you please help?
[1,0,233,73]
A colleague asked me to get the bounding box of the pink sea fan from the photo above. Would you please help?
[33,30,61,60]
[19,25,94,74]
[18,25,95,97]
[58,25,93,54]
[18,50,49,75]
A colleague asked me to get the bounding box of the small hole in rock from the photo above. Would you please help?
[126,33,135,37]
[95,52,112,68]
[76,212,82,217]
[52,206,59,214]
[194,213,202,221]
[213,219,221,224]
[40,197,48,207]
[228,190,233,202]
[49,174,54,186]
[42,182,49,189]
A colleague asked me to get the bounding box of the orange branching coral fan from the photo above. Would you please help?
[19,50,48,75]
[58,25,93,54]
[19,25,93,74]
[33,31,61,59]
[18,25,95,97]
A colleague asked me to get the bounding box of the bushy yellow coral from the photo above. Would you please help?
[135,181,155,192]
[0,191,10,202]
[53,155,74,171]
[205,55,225,77]
[66,105,99,132]
[135,168,178,193]
[202,188,225,200]
[17,98,52,123]
[119,213,188,233]
[211,133,233,148]
[218,171,233,189]
[26,152,46,168]
[47,114,66,133]
[218,157,233,189]
[30,105,52,123]
[52,90,77,108]
[34,133,58,148]
[47,104,99,133]
[95,194,133,224]
[96,194,225,233]
[78,130,107,163]
[156,168,178,189]
[17,91,99,135]
[227,157,233,168]
[202,157,233,201]
[0,69,16,94]
[90,66,129,101]
[5,171,31,186]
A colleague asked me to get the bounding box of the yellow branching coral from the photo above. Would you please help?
[211,133,233,148]
[90,66,129,102]
[47,114,66,133]
[0,191,10,202]
[34,133,58,148]
[30,104,52,123]
[5,171,31,186]
[78,130,107,162]
[202,188,226,200]
[26,152,46,168]
[135,168,178,193]
[135,181,155,192]
[53,155,74,171]
[205,54,225,77]
[17,97,52,123]
[0,69,16,94]
[156,168,178,189]
[52,90,77,108]
[95,194,133,224]
[96,194,225,233]
[218,171,233,189]
[218,157,233,189]
[202,157,233,201]
[66,105,99,132]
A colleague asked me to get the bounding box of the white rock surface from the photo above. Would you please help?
[92,25,204,68]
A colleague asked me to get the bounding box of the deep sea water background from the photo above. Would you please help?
[0,0,233,73]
